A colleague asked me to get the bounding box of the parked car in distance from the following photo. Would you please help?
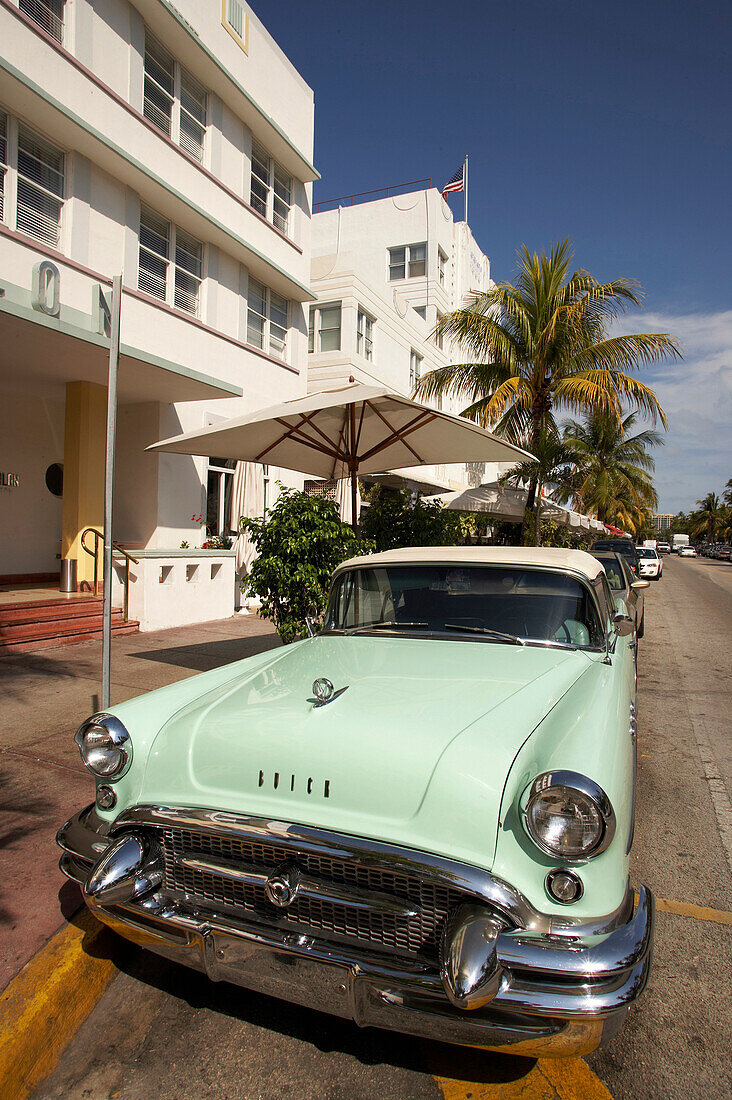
[656,542,671,555]
[57,547,653,1060]
[635,546,662,580]
[678,545,697,557]
[590,550,648,639]
[716,545,732,562]
[590,538,640,577]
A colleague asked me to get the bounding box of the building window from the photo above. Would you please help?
[308,303,341,353]
[438,248,447,286]
[139,206,203,316]
[19,0,65,43]
[207,457,235,535]
[222,0,248,50]
[409,350,422,391]
[357,310,373,361]
[247,276,289,360]
[435,310,444,351]
[0,113,6,222]
[389,243,427,281]
[17,124,64,247]
[413,305,426,320]
[144,33,207,163]
[250,142,291,234]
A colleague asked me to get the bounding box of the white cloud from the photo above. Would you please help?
[613,310,732,514]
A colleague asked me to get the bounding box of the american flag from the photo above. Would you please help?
[441,164,465,199]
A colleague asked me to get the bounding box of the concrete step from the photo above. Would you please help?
[0,601,122,626]
[0,613,132,643]
[0,622,140,656]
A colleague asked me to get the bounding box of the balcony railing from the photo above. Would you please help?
[19,0,64,44]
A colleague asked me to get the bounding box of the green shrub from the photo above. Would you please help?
[240,486,372,643]
[359,485,468,551]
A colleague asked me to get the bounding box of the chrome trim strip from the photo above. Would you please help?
[178,854,421,919]
[113,803,631,937]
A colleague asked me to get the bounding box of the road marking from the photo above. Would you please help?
[0,908,118,1100]
[656,897,732,926]
[435,1056,612,1099]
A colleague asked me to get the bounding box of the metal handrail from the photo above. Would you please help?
[313,178,432,213]
[80,529,139,621]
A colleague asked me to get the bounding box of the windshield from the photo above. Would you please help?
[325,565,604,648]
[636,548,658,559]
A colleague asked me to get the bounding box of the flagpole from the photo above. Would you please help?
[464,154,468,223]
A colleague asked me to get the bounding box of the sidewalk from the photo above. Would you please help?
[0,613,280,993]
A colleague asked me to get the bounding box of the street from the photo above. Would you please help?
[25,557,732,1099]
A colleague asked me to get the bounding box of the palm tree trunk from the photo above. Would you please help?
[535,474,543,546]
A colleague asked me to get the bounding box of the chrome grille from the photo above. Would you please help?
[158,826,467,960]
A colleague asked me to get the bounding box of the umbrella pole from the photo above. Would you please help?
[349,404,358,535]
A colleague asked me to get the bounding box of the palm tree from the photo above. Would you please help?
[560,410,661,530]
[499,423,581,545]
[691,492,722,542]
[723,479,732,507]
[416,241,679,541]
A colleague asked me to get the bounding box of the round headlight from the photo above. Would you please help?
[524,771,615,860]
[75,713,132,779]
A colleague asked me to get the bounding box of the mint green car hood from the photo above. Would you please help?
[140,636,592,869]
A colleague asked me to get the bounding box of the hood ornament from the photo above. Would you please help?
[309,678,348,708]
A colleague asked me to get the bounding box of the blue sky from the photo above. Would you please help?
[255,0,731,513]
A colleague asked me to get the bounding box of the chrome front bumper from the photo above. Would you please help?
[58,805,654,1058]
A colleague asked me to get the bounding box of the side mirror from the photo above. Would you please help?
[631,580,650,590]
[613,612,635,637]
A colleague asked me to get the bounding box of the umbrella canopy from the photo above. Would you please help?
[149,383,533,531]
[229,462,264,576]
[438,482,602,534]
[439,482,528,521]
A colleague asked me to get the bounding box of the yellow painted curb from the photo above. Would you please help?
[0,908,118,1100]
[435,1055,613,1099]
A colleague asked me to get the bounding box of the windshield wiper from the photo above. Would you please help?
[443,624,525,645]
[345,621,429,635]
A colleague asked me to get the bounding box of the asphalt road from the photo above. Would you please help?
[32,556,732,1100]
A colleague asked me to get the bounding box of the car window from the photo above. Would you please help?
[595,555,625,591]
[326,565,604,648]
[636,548,658,559]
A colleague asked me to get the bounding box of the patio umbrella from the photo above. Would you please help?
[336,476,360,526]
[438,481,528,521]
[149,383,533,532]
[229,461,264,578]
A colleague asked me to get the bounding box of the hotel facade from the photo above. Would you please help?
[0,0,316,605]
[308,188,509,494]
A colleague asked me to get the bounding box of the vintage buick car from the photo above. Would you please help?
[58,547,652,1058]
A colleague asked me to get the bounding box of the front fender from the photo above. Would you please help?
[494,655,634,920]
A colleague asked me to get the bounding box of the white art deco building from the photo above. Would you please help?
[307,187,510,494]
[0,0,316,610]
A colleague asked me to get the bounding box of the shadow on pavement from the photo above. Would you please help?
[0,771,50,925]
[131,633,282,671]
[105,943,536,1085]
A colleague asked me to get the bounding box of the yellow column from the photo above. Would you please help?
[61,381,107,587]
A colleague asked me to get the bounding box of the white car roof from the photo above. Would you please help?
[336,546,604,582]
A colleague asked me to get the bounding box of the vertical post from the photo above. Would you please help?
[349,403,358,535]
[101,275,122,710]
[464,154,469,224]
